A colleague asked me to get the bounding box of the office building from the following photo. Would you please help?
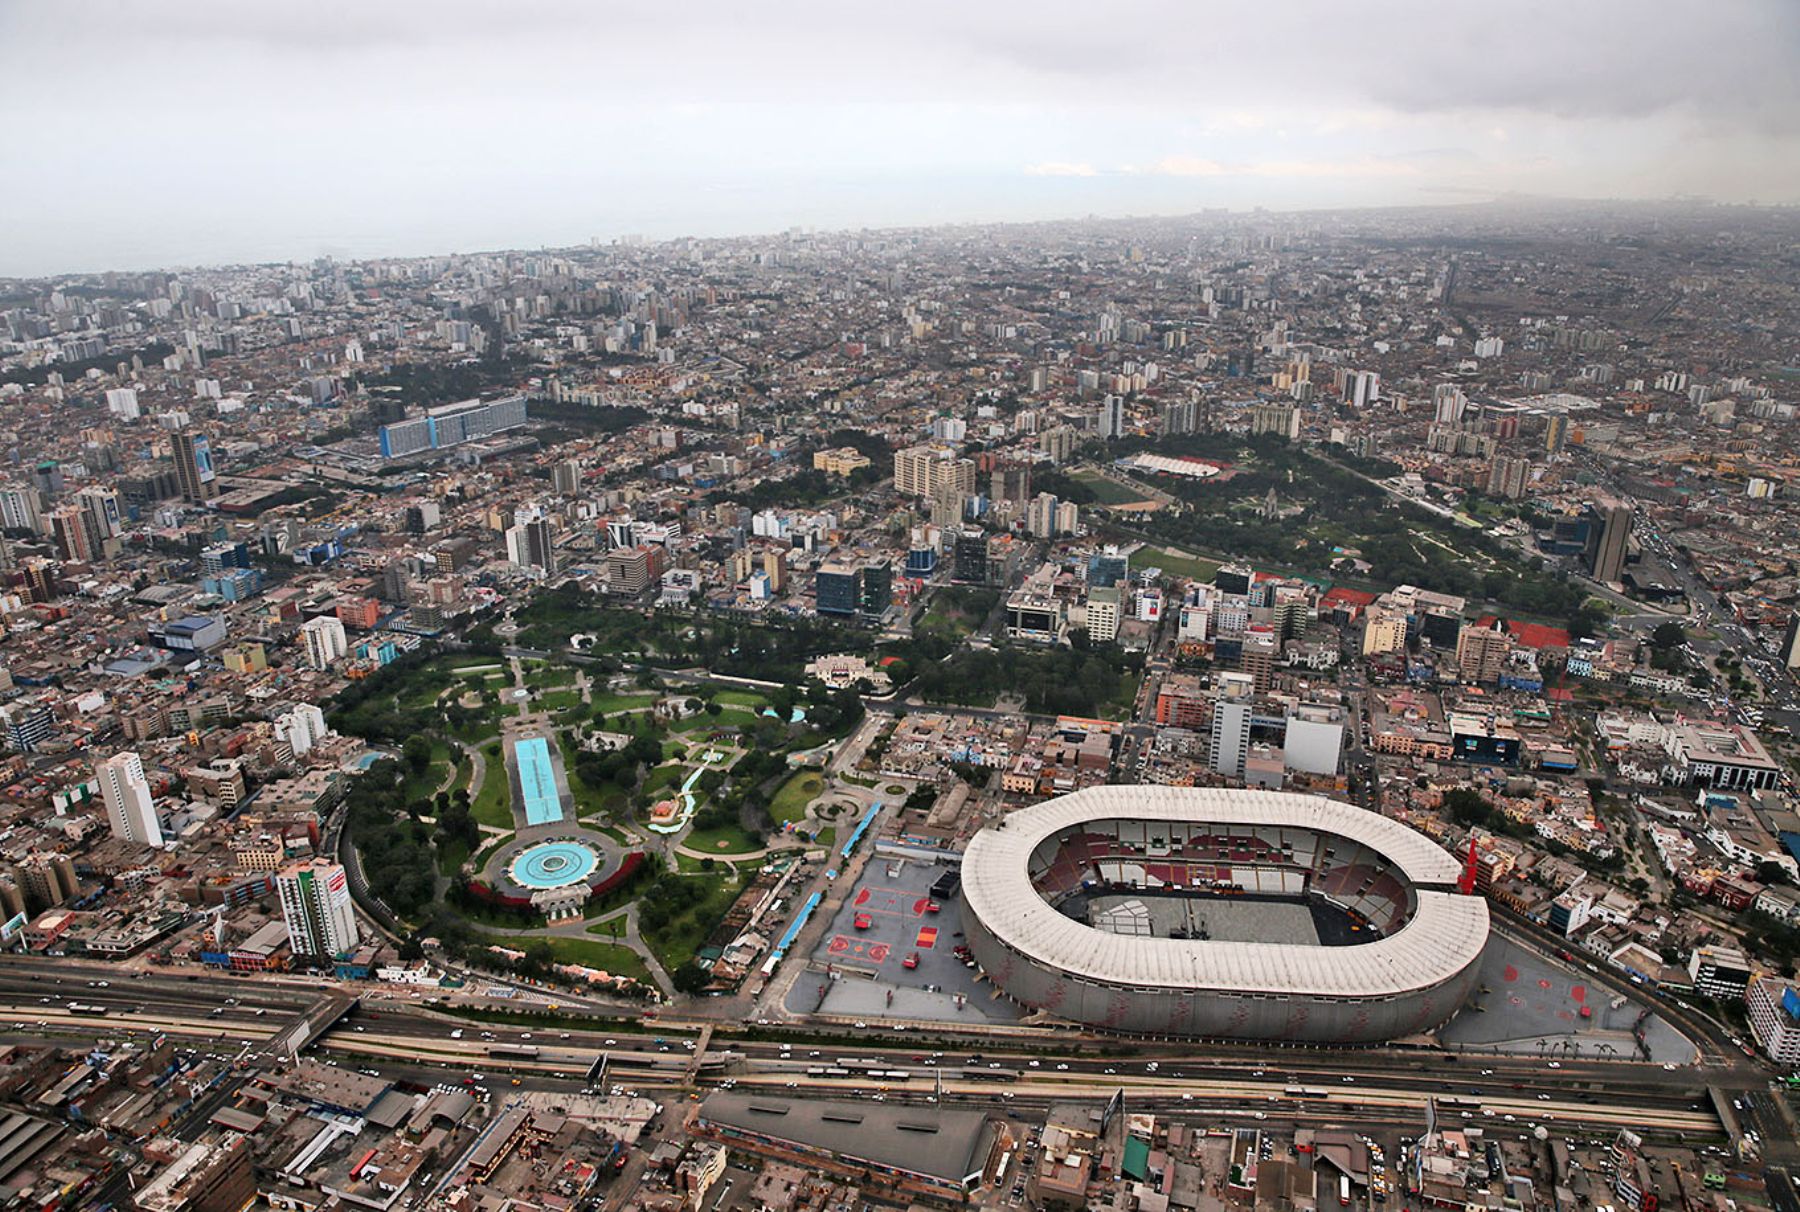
[860,559,892,618]
[505,516,556,576]
[953,530,990,584]
[1687,945,1754,1002]
[1209,672,1255,779]
[1583,497,1631,583]
[1747,976,1800,1066]
[552,460,582,495]
[172,432,220,502]
[377,394,529,458]
[0,699,55,752]
[1085,586,1121,643]
[277,860,359,959]
[815,560,862,618]
[1089,548,1128,588]
[300,616,348,671]
[606,545,663,595]
[98,751,164,848]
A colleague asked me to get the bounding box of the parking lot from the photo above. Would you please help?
[782,856,1023,1025]
[1440,936,1697,1064]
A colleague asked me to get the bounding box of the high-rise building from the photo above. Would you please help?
[275,704,331,758]
[606,545,663,595]
[505,516,557,576]
[1583,497,1631,584]
[73,486,122,541]
[1456,623,1515,684]
[1486,455,1532,501]
[859,559,892,619]
[299,616,348,670]
[893,445,976,498]
[552,460,582,495]
[98,751,164,848]
[989,461,1033,505]
[0,698,56,752]
[172,431,220,502]
[1544,413,1570,456]
[49,506,96,563]
[953,530,989,584]
[1025,492,1064,538]
[760,549,788,593]
[1096,394,1125,440]
[0,487,44,535]
[1781,616,1800,671]
[1088,549,1129,588]
[1240,627,1278,695]
[1249,402,1301,440]
[1085,586,1121,642]
[1209,672,1255,779]
[277,860,359,959]
[815,560,862,618]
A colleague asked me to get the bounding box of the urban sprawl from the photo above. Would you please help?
[0,202,1796,1212]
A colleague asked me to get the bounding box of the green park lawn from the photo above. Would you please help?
[1134,546,1221,582]
[769,770,825,826]
[682,821,760,855]
[491,933,650,983]
[471,760,514,830]
[590,693,658,715]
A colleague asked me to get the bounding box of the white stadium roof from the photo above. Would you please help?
[961,786,1489,1000]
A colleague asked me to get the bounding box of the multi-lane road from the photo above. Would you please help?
[0,956,1755,1148]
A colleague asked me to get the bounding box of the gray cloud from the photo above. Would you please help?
[0,0,1795,275]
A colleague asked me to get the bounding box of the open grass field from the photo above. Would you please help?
[1133,545,1221,582]
[471,757,513,830]
[682,821,760,855]
[769,770,825,826]
[490,933,650,983]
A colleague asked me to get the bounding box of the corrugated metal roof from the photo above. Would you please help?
[962,786,1488,999]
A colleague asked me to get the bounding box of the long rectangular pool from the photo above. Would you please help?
[513,736,565,827]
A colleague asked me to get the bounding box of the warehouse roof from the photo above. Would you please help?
[961,786,1488,1000]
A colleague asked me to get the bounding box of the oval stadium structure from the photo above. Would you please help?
[959,786,1490,1044]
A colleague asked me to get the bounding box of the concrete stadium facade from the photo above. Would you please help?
[959,786,1490,1044]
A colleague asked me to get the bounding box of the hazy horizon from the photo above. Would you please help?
[4,0,1796,278]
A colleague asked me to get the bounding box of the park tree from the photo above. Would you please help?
[672,961,712,995]
[403,735,434,774]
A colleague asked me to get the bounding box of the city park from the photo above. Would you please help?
[326,619,879,1002]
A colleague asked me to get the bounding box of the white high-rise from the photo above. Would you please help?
[299,616,348,670]
[98,751,164,848]
[275,703,331,758]
[1209,672,1256,779]
[277,860,359,959]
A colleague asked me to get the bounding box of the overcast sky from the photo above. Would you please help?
[2,0,1796,276]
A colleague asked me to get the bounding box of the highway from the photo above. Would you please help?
[0,956,1740,1146]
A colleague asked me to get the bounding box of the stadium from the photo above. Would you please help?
[958,786,1490,1043]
